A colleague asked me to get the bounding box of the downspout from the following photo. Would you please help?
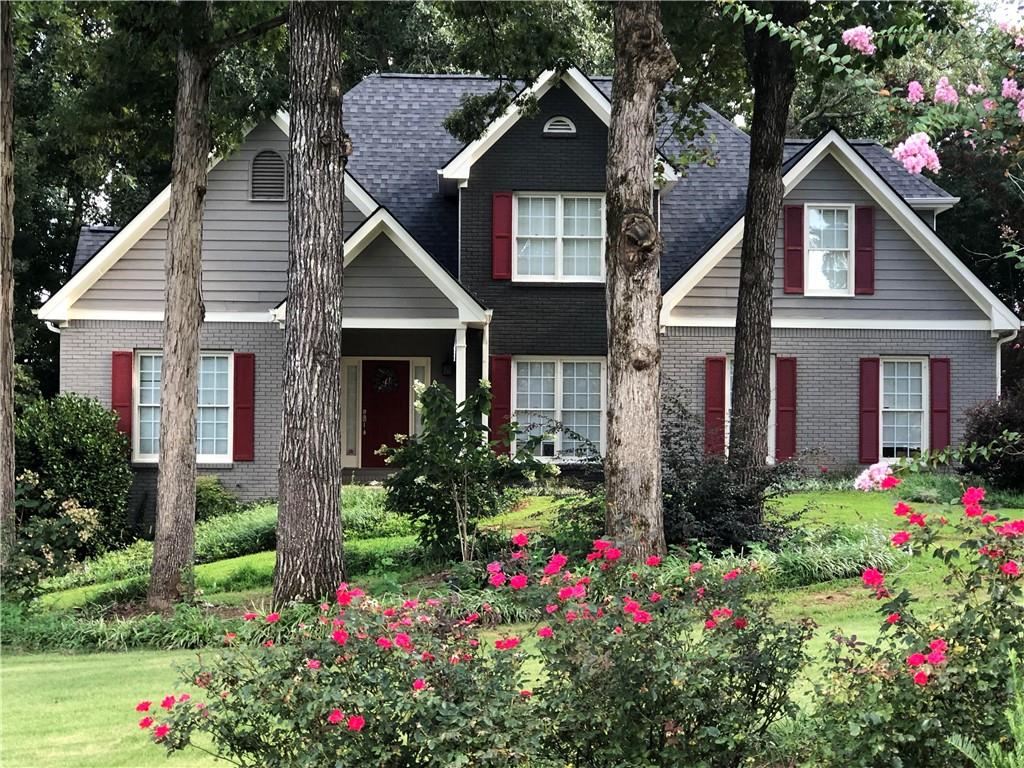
[44,321,61,334]
[996,328,1019,397]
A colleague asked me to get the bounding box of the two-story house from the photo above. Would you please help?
[36,68,1020,522]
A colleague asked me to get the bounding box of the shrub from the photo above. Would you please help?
[382,382,553,562]
[194,476,241,522]
[962,384,1024,490]
[134,536,811,767]
[15,393,133,548]
[811,477,1024,767]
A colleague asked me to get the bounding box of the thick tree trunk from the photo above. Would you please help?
[148,2,214,612]
[273,0,347,605]
[728,1,808,488]
[604,0,676,561]
[0,2,15,569]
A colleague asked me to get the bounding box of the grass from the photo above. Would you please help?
[0,650,217,768]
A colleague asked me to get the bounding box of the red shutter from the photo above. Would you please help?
[489,355,513,454]
[783,205,804,294]
[492,192,513,280]
[859,358,880,463]
[233,353,255,462]
[930,357,951,452]
[111,351,133,436]
[855,205,875,295]
[704,357,727,456]
[775,357,797,461]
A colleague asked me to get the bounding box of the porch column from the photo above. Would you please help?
[454,325,467,402]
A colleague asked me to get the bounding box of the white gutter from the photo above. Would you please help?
[996,328,1019,397]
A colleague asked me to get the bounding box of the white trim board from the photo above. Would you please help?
[438,67,679,190]
[659,130,1019,332]
[38,112,378,323]
[272,207,487,325]
[662,316,994,331]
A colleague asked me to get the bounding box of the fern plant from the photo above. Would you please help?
[948,652,1024,768]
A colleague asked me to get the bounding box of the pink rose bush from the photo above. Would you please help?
[813,480,1024,764]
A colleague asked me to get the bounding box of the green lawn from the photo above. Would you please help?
[0,650,217,768]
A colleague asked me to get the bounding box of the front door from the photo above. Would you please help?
[361,360,411,468]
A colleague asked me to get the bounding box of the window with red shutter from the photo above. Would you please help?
[492,193,513,280]
[489,355,512,454]
[930,357,951,451]
[233,353,255,461]
[111,351,133,436]
[704,357,727,455]
[783,205,804,294]
[859,358,881,463]
[855,205,875,295]
[775,357,797,461]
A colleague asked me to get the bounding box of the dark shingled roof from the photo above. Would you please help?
[71,225,120,275]
[71,72,955,295]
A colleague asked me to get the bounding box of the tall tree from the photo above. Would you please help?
[148,3,287,610]
[1,0,15,568]
[273,0,347,605]
[603,0,676,560]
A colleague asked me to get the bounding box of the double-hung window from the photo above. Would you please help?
[135,351,233,463]
[805,205,853,295]
[881,358,928,459]
[513,193,604,282]
[513,358,604,459]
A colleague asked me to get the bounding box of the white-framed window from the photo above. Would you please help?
[512,357,605,459]
[880,357,929,459]
[134,351,233,463]
[805,204,854,296]
[513,193,605,282]
[724,355,776,462]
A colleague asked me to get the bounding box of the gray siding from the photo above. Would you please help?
[345,234,457,318]
[59,320,471,529]
[76,120,369,314]
[662,326,998,468]
[672,155,986,323]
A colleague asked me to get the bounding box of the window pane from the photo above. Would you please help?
[196,356,230,457]
[562,361,602,456]
[518,196,556,236]
[563,238,601,277]
[563,197,601,237]
[881,360,924,458]
[807,207,851,293]
[517,236,556,276]
[515,361,556,456]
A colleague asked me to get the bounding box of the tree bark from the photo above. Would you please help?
[148,1,214,611]
[273,0,347,605]
[604,0,676,561]
[728,1,809,488]
[0,1,15,569]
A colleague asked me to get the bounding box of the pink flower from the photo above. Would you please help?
[394,633,412,649]
[907,511,927,528]
[511,531,529,548]
[862,568,885,588]
[891,531,910,546]
[332,629,349,645]
[927,650,946,665]
[645,555,661,567]
[906,652,927,668]
[723,569,741,581]
[243,612,258,621]
[153,724,170,741]
[544,553,568,575]
[842,25,876,55]
[632,610,652,624]
[376,637,393,649]
[489,572,507,587]
[511,550,525,560]
[307,659,321,669]
[160,696,176,711]
[894,502,912,517]
[648,592,662,603]
[881,475,901,490]
[223,632,236,644]
[537,626,553,638]
[136,701,152,713]
[906,80,925,103]
[328,709,344,725]
[1001,560,1021,576]
[603,547,622,562]
[1002,78,1021,100]
[348,715,365,732]
[689,562,703,574]
[494,636,521,651]
[265,612,280,624]
[704,619,717,630]
[263,639,274,648]
[914,670,929,686]
[934,76,959,106]
[509,574,528,590]
[486,561,503,573]
[967,83,985,96]
[178,693,190,703]
[733,617,748,630]
[981,514,997,525]
[965,503,984,518]
[984,98,998,111]
[557,586,574,601]
[886,613,901,624]
[613,625,623,634]
[930,638,947,652]
[962,487,986,505]
[412,678,426,691]
[892,132,941,175]
[545,603,558,614]
[593,539,612,551]
[138,717,154,729]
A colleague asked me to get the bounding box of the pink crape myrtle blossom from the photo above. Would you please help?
[1003,78,1021,100]
[966,83,985,96]
[891,133,940,175]
[984,98,998,111]
[934,76,959,106]
[854,461,895,491]
[906,80,925,104]
[842,25,876,55]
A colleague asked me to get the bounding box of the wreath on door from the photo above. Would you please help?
[372,365,399,393]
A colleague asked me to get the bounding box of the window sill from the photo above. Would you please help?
[509,280,605,288]
[132,460,235,468]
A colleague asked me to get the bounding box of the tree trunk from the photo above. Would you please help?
[603,0,676,561]
[728,1,809,490]
[273,0,347,605]
[148,2,214,612]
[0,1,15,569]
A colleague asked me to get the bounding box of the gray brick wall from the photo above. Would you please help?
[461,84,608,356]
[661,327,998,469]
[59,320,467,531]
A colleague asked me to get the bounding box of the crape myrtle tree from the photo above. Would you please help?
[273,0,348,605]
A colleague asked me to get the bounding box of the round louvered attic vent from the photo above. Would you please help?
[543,116,577,136]
[250,149,286,200]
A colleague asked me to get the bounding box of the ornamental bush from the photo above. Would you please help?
[812,470,1024,767]
[136,535,811,767]
[15,393,133,549]
[962,383,1024,490]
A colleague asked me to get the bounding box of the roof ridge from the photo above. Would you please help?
[375,72,494,80]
